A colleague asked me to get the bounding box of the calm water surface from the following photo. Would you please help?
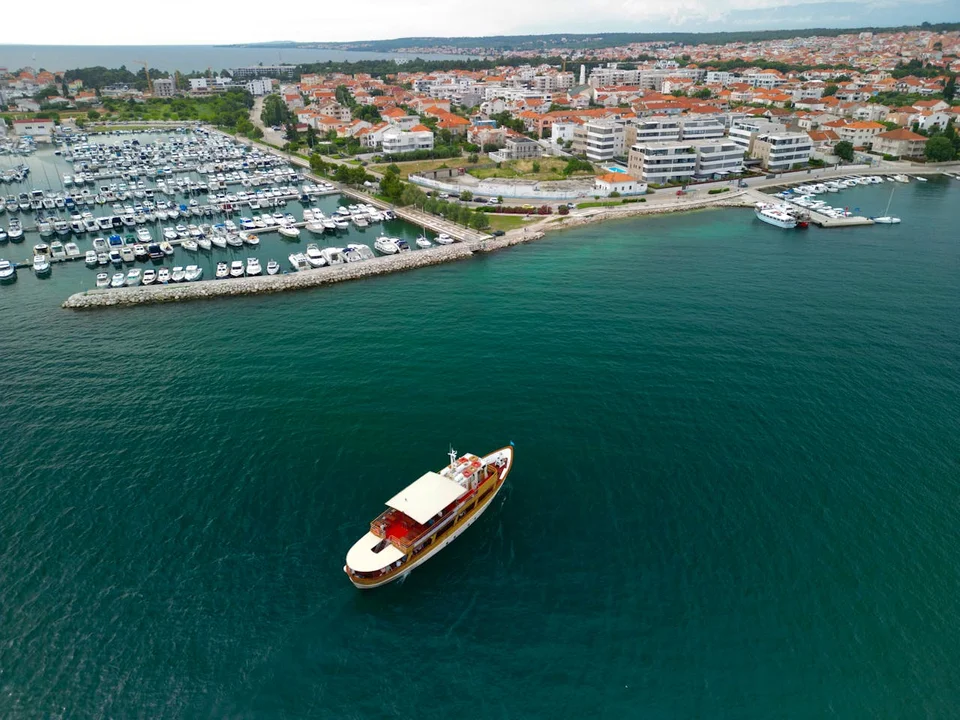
[1,175,959,717]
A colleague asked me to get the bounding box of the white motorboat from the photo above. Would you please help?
[160,241,175,256]
[289,252,311,271]
[229,261,244,278]
[245,257,262,276]
[347,243,374,260]
[416,236,432,248]
[157,267,171,284]
[92,237,108,253]
[893,174,909,183]
[266,260,280,275]
[142,268,157,285]
[125,268,142,286]
[85,250,98,267]
[226,234,244,248]
[171,266,185,282]
[211,234,227,249]
[278,225,300,239]
[435,233,454,245]
[242,233,260,247]
[163,228,178,241]
[216,262,229,279]
[64,242,81,257]
[321,247,345,265]
[37,220,54,238]
[304,244,325,268]
[136,227,152,243]
[374,236,399,255]
[306,221,326,235]
[110,271,126,287]
[197,236,211,251]
[182,239,198,252]
[184,264,203,281]
[95,272,110,288]
[120,246,135,263]
[0,259,16,283]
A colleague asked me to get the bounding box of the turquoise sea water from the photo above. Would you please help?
[2,176,960,717]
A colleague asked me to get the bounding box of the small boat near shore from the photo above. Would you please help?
[754,203,798,229]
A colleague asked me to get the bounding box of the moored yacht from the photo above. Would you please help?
[754,203,798,229]
[374,236,399,255]
[229,260,244,278]
[344,445,515,589]
[0,259,16,283]
[245,257,262,276]
[216,262,229,279]
[95,272,110,288]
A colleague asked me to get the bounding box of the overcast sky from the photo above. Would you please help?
[3,0,957,45]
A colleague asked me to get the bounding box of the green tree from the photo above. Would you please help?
[459,190,473,201]
[86,109,100,120]
[692,87,712,99]
[467,153,478,164]
[925,135,956,162]
[944,75,956,103]
[823,84,839,97]
[305,125,317,148]
[834,140,855,162]
[532,161,541,173]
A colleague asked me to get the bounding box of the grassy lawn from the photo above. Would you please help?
[469,157,595,182]
[484,214,531,232]
[370,157,484,179]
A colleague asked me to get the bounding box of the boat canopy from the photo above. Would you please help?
[346,532,406,573]
[386,472,466,524]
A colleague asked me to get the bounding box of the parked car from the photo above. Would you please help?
[492,230,505,236]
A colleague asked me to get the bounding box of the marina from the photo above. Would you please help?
[0,129,474,295]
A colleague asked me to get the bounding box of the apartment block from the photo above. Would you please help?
[751,132,814,171]
[678,117,725,141]
[627,142,698,184]
[582,120,625,162]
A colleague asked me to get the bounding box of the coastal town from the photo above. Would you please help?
[1,25,959,305]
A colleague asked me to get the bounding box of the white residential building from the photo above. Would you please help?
[728,120,786,152]
[678,117,725,141]
[691,140,745,177]
[550,121,579,146]
[627,142,698,184]
[705,71,734,85]
[751,131,814,171]
[582,120,625,162]
[632,118,681,143]
[381,126,435,155]
[489,136,543,162]
[13,119,55,138]
[245,78,274,96]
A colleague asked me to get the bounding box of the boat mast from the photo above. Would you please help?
[448,446,457,470]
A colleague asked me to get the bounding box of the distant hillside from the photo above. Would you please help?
[233,24,960,53]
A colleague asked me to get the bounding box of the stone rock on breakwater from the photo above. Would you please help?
[62,244,476,310]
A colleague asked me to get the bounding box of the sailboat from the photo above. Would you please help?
[873,186,901,224]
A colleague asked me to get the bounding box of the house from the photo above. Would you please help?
[357,122,390,148]
[872,128,928,158]
[594,172,648,196]
[489,136,543,162]
[912,99,949,113]
[15,98,41,113]
[13,118,54,138]
[831,120,885,148]
[807,129,840,150]
[467,125,508,149]
[381,125,435,155]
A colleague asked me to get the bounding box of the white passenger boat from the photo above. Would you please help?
[344,446,514,589]
[754,204,798,229]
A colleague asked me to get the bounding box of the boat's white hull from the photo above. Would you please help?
[346,447,513,589]
[754,208,797,229]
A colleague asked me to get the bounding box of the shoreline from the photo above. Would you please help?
[60,193,735,310]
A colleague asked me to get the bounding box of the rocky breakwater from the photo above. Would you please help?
[62,245,475,310]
